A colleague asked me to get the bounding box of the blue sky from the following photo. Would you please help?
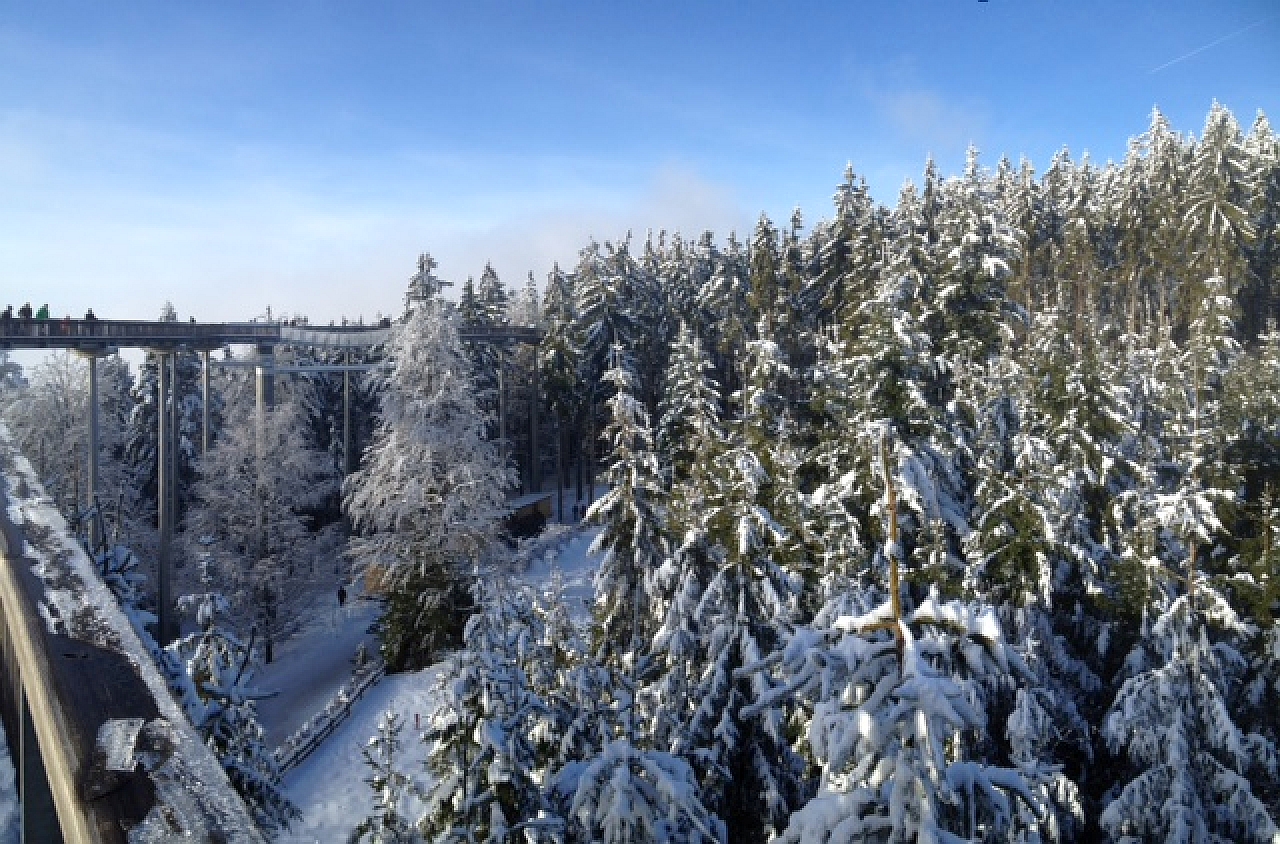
[2,1,1277,329]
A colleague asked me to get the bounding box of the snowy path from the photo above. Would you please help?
[254,598,382,748]
[274,667,441,844]
[514,527,599,619]
[275,526,602,843]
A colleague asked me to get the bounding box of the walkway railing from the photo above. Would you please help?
[0,317,542,351]
[0,424,265,843]
[273,658,386,776]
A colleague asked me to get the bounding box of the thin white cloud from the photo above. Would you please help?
[0,161,749,332]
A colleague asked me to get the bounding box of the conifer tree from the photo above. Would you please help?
[419,589,551,843]
[761,434,1049,844]
[586,345,668,664]
[167,590,298,831]
[344,296,515,670]
[349,712,422,844]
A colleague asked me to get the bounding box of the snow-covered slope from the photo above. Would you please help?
[274,525,602,844]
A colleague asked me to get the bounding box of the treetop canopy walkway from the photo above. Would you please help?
[0,316,539,352]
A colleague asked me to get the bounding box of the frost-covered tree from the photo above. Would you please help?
[477,262,511,328]
[349,712,423,844]
[558,739,723,844]
[123,302,218,521]
[167,587,297,831]
[586,345,668,665]
[184,382,338,660]
[759,435,1051,844]
[345,297,515,671]
[1102,582,1278,842]
[418,589,552,843]
[673,356,807,841]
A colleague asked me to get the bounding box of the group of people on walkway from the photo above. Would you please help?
[1,304,98,333]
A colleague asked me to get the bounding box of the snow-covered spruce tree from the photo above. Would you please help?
[344,295,515,672]
[1102,461,1279,843]
[1180,103,1255,320]
[167,587,298,830]
[558,738,723,844]
[586,344,668,665]
[804,188,938,597]
[1103,572,1278,838]
[695,233,753,390]
[418,587,557,843]
[1241,111,1280,342]
[755,433,1050,844]
[540,262,586,516]
[1220,322,1280,624]
[658,322,724,499]
[667,329,808,844]
[350,711,423,844]
[184,382,338,661]
[931,144,1021,373]
[477,262,511,328]
[650,325,726,753]
[801,164,883,330]
[123,302,218,521]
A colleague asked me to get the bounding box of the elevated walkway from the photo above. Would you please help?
[0,317,540,352]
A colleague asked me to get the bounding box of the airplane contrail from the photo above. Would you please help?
[1150,16,1274,74]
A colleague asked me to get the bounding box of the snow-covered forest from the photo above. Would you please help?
[3,101,1280,842]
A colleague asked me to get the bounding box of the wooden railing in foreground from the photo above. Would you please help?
[0,424,265,844]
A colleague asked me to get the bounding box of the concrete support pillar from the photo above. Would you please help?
[255,344,275,420]
[156,352,172,645]
[254,345,274,562]
[497,363,508,477]
[529,358,540,494]
[343,350,352,475]
[169,353,178,531]
[85,354,100,550]
[200,350,210,456]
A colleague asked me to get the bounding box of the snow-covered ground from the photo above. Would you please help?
[254,597,381,747]
[273,525,602,844]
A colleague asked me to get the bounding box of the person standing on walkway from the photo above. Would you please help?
[35,304,49,320]
[18,303,32,319]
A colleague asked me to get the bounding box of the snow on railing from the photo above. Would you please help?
[273,657,386,776]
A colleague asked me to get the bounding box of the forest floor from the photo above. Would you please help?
[273,524,603,844]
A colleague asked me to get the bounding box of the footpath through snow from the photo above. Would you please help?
[273,526,602,844]
[254,598,381,748]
